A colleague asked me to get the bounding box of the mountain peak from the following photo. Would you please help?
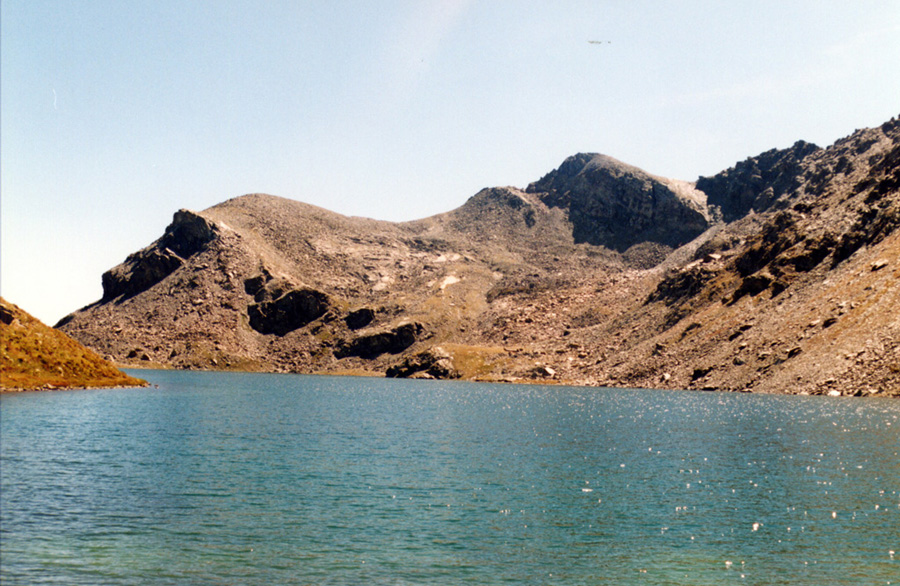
[527,153,710,251]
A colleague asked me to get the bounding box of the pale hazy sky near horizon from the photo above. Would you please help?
[2,0,899,325]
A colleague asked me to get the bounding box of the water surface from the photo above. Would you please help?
[2,371,898,584]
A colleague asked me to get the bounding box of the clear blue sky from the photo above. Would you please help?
[2,1,899,325]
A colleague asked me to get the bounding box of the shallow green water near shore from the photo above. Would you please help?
[2,371,899,584]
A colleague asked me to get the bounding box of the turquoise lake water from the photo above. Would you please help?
[1,371,899,585]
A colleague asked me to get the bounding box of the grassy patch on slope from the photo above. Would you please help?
[1,298,146,391]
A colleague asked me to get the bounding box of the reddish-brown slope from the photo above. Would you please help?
[1,298,146,391]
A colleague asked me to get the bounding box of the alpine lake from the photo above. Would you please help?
[2,370,898,585]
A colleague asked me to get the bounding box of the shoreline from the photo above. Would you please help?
[12,366,890,399]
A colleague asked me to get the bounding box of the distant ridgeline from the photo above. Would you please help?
[57,117,900,397]
[1,298,146,391]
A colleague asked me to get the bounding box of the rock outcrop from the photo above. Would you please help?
[244,273,330,335]
[101,210,218,301]
[696,141,820,221]
[335,323,424,359]
[527,153,711,250]
[385,346,460,379]
[248,289,330,336]
[345,308,376,330]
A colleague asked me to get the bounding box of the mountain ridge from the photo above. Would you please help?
[57,117,900,396]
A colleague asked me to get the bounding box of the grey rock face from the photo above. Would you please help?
[101,210,218,301]
[101,248,184,301]
[335,322,424,359]
[696,141,820,221]
[527,153,710,251]
[160,209,218,258]
[247,288,330,336]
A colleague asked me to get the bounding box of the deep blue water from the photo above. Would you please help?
[1,371,899,585]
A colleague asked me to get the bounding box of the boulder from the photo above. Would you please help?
[871,259,889,271]
[385,346,459,379]
[530,365,556,378]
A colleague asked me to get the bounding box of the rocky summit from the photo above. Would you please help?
[58,118,900,397]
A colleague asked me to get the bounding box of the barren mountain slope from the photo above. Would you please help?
[57,117,900,396]
[471,118,900,396]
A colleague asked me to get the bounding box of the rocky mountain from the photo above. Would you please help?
[1,298,146,391]
[528,153,711,250]
[57,117,900,397]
